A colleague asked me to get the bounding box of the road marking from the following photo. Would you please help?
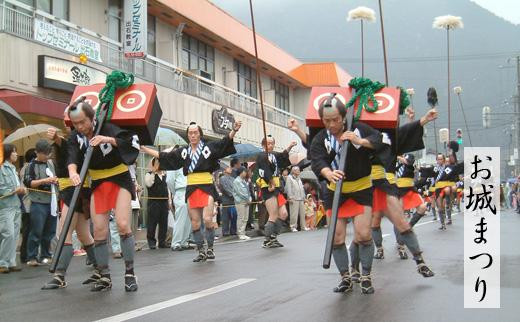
[97,278,256,322]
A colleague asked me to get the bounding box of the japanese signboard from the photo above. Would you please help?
[37,56,107,93]
[34,19,102,63]
[464,147,500,308]
[124,0,147,58]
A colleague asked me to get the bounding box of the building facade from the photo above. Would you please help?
[0,0,351,154]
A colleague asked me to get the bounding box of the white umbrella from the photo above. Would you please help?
[4,124,58,156]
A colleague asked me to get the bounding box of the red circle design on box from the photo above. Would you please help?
[116,90,146,113]
[373,93,395,114]
[81,91,101,110]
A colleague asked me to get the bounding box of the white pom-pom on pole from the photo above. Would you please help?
[347,6,376,22]
[347,6,376,78]
[433,15,464,30]
[433,15,463,143]
[453,86,463,94]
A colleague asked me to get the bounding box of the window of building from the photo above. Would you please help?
[15,0,68,19]
[234,60,257,99]
[181,34,215,80]
[107,0,122,42]
[272,79,289,111]
[147,14,156,56]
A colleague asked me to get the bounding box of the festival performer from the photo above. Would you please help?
[396,153,428,228]
[350,106,435,281]
[418,165,438,220]
[255,136,296,248]
[67,100,140,292]
[434,147,463,230]
[41,117,98,290]
[141,121,241,262]
[310,93,383,294]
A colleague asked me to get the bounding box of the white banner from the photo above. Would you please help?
[464,147,500,308]
[34,19,102,63]
[124,0,147,58]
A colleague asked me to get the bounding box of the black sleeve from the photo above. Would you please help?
[419,166,434,179]
[159,147,185,171]
[310,131,332,178]
[105,123,140,165]
[397,120,425,154]
[208,135,236,159]
[275,150,291,170]
[354,122,383,152]
[66,131,82,168]
[256,153,273,182]
[453,162,464,177]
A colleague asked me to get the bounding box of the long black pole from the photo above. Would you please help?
[378,0,389,85]
[248,0,268,150]
[50,101,108,273]
[323,103,355,269]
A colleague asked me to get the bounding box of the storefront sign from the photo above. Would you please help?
[212,107,235,135]
[124,0,147,58]
[38,56,107,93]
[34,19,102,63]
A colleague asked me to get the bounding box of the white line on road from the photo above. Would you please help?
[96,278,256,322]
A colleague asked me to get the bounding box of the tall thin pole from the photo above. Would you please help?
[249,0,268,150]
[447,27,451,140]
[515,56,520,175]
[378,0,389,85]
[361,19,364,78]
[433,119,438,155]
[456,93,472,146]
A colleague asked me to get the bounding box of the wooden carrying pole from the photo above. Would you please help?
[323,105,355,269]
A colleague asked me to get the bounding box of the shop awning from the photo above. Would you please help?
[0,89,67,120]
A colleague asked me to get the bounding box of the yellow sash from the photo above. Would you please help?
[386,173,396,185]
[58,177,89,190]
[187,172,213,185]
[396,178,415,188]
[370,165,386,180]
[88,164,128,181]
[257,176,281,189]
[327,176,372,194]
[435,181,455,189]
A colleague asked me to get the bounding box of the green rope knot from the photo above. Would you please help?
[96,70,135,122]
[346,77,385,121]
[397,86,410,115]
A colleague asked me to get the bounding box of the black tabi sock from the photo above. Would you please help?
[359,240,375,275]
[371,227,383,248]
[94,240,110,275]
[192,229,204,249]
[205,228,215,248]
[120,233,135,275]
[409,212,425,227]
[332,244,350,276]
[55,244,73,275]
[264,221,275,240]
[84,243,97,267]
[349,241,360,271]
[399,229,423,263]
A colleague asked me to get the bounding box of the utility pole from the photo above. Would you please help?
[515,56,520,176]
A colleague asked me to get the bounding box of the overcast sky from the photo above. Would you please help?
[471,0,520,24]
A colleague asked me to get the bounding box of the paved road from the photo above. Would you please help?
[1,209,519,321]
